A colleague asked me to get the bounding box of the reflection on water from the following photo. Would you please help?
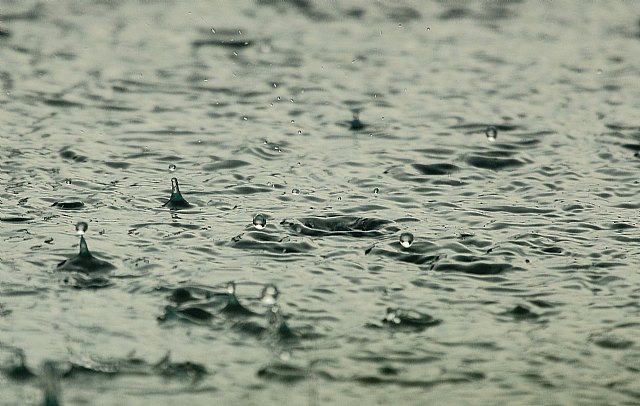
[1,0,640,404]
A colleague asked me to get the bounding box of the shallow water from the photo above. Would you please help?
[1,1,640,404]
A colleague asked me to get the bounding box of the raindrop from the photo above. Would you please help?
[226,281,236,295]
[290,119,295,124]
[337,196,342,201]
[243,116,248,121]
[297,130,302,134]
[64,179,72,185]
[399,232,414,248]
[373,187,379,195]
[253,214,267,230]
[75,221,88,235]
[261,284,279,305]
[273,83,277,88]
[485,126,498,142]
[168,164,177,172]
[291,188,300,195]
[211,28,216,34]
[277,96,281,101]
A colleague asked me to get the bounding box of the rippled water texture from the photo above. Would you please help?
[1,1,640,404]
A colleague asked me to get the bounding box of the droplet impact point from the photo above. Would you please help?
[253,214,267,230]
[399,232,414,248]
[485,126,498,142]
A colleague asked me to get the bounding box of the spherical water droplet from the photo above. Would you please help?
[291,188,300,195]
[297,130,302,134]
[253,214,267,230]
[485,126,498,142]
[277,96,281,101]
[168,164,177,172]
[399,232,414,248]
[75,221,88,235]
[226,281,236,295]
[290,119,295,124]
[64,179,72,185]
[337,196,342,201]
[261,284,279,305]
[373,187,379,195]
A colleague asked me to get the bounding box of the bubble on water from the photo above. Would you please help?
[261,284,279,305]
[75,221,88,235]
[291,188,300,195]
[253,214,267,230]
[399,232,414,248]
[373,187,379,195]
[485,126,498,142]
[226,281,236,295]
[168,164,177,172]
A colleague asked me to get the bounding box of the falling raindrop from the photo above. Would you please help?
[291,188,300,195]
[226,281,236,295]
[485,126,498,142]
[373,187,379,195]
[75,221,88,235]
[168,164,177,172]
[64,179,72,185]
[253,214,267,230]
[399,232,414,248]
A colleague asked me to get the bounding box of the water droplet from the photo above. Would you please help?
[277,96,281,101]
[485,126,498,142]
[337,196,342,201]
[171,177,180,194]
[290,99,294,103]
[233,51,238,56]
[291,188,300,195]
[290,119,295,124]
[297,130,302,134]
[75,221,88,235]
[211,28,216,34]
[226,281,236,295]
[273,83,277,88]
[243,116,248,121]
[427,27,431,31]
[168,164,177,172]
[373,187,379,195]
[261,284,279,305]
[64,179,72,185]
[399,232,414,248]
[253,214,267,230]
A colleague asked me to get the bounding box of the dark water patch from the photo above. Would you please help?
[202,159,250,171]
[104,160,131,170]
[0,27,10,37]
[590,335,634,350]
[59,148,88,162]
[257,362,308,383]
[43,98,84,108]
[370,244,440,267]
[191,39,253,49]
[412,163,460,176]
[435,260,518,275]
[501,305,540,320]
[0,216,32,223]
[465,154,526,170]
